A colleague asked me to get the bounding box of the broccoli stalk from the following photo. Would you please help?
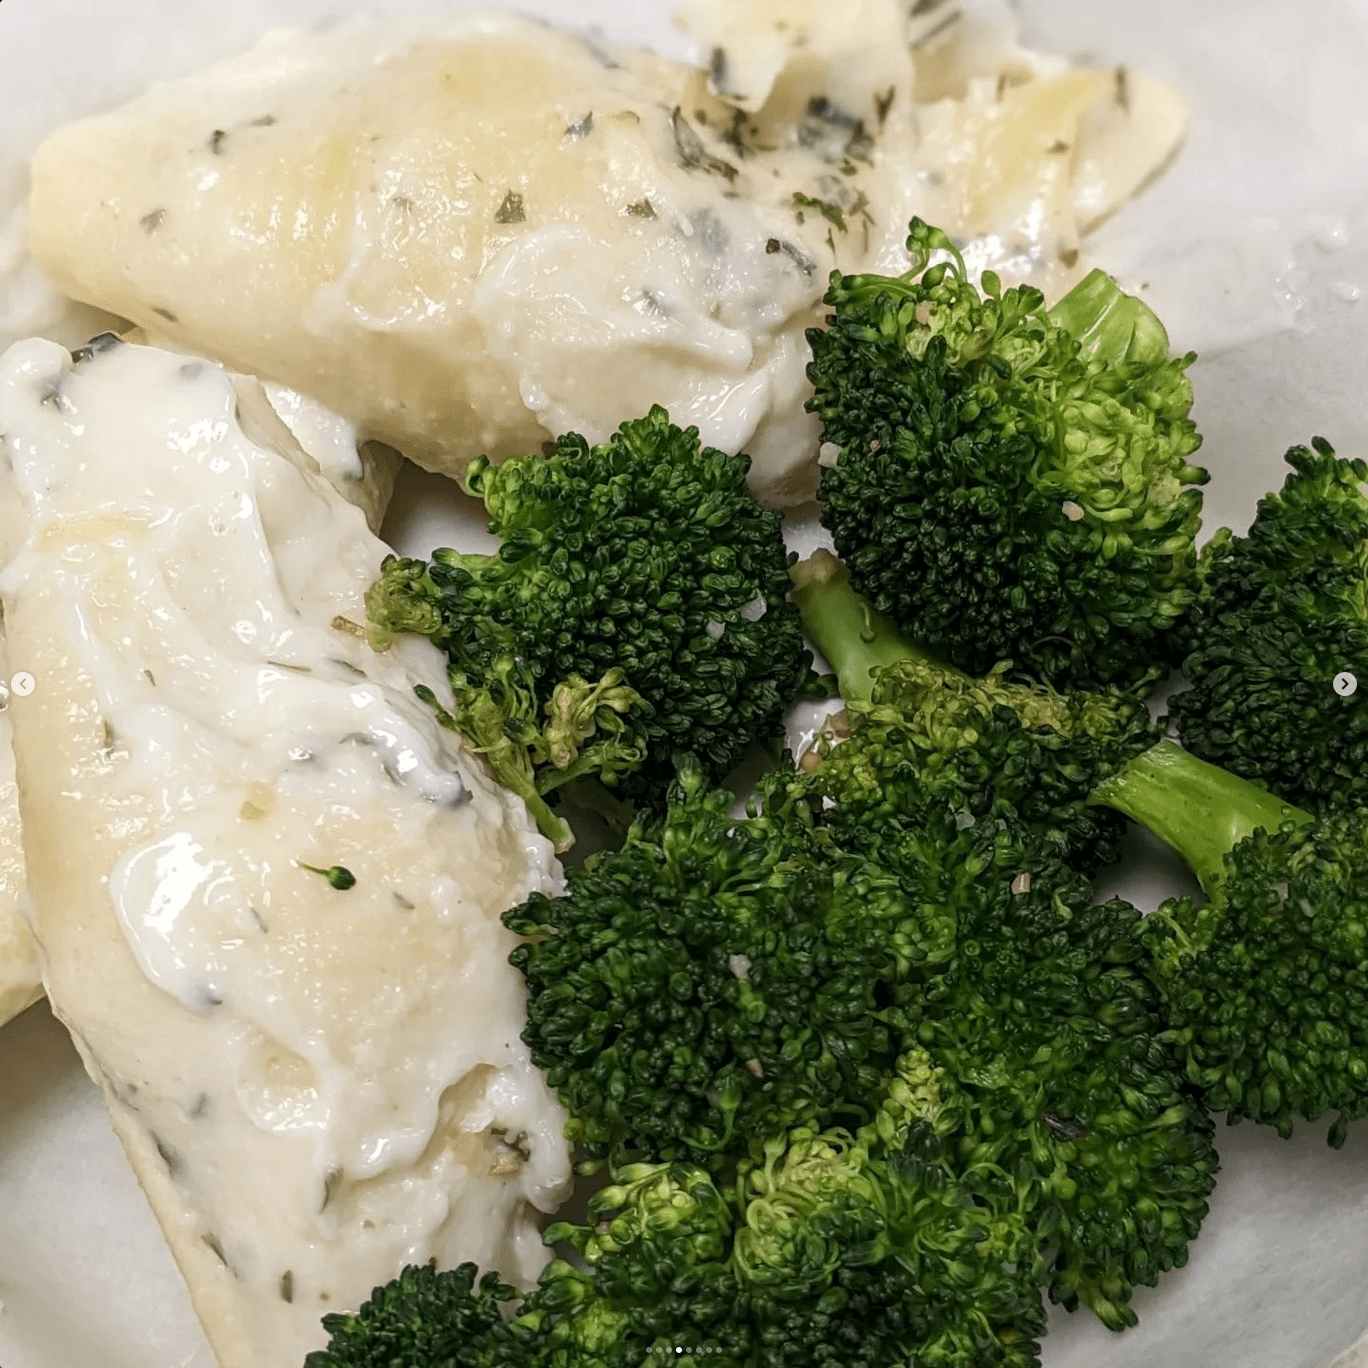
[808,218,1207,690]
[1045,258,1176,369]
[790,549,1158,873]
[1090,741,1310,891]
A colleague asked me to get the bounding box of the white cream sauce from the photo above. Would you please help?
[0,334,571,1368]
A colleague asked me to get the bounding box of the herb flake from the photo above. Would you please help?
[793,192,848,233]
[495,190,527,224]
[299,862,357,890]
[669,107,738,182]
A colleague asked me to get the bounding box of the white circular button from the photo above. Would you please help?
[1335,671,1358,697]
[10,672,35,697]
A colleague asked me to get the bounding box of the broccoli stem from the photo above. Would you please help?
[789,549,937,702]
[1090,742,1312,892]
[1046,267,1175,369]
[791,549,1313,894]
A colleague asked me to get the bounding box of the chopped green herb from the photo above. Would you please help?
[299,862,357,890]
[495,190,526,224]
[669,106,738,182]
[793,192,848,232]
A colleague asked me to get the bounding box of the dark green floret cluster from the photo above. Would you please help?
[1095,747,1368,1143]
[809,218,1207,689]
[504,756,910,1165]
[1169,436,1368,811]
[366,405,811,845]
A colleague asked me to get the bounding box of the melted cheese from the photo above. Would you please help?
[0,335,571,1368]
[26,7,1184,506]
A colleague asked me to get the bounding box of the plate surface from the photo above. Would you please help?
[2,2,1368,1366]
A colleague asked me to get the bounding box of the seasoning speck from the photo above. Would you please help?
[139,209,166,234]
[670,106,739,182]
[1061,500,1085,522]
[208,129,227,155]
[151,306,178,323]
[818,442,841,469]
[1011,873,1032,895]
[330,615,368,639]
[624,198,657,219]
[1115,66,1131,112]
[744,1058,765,1078]
[564,112,594,140]
[280,1271,295,1304]
[495,190,526,224]
[728,954,751,979]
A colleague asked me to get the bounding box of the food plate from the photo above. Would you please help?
[2,1,1368,1366]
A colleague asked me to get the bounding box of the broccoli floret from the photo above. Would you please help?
[808,219,1207,689]
[790,555,1219,1324]
[797,549,1368,1146]
[1168,437,1368,812]
[306,1064,1054,1368]
[817,802,1215,1332]
[735,1048,1048,1368]
[790,550,1158,874]
[367,406,811,841]
[306,1163,746,1368]
[1093,743,1368,1145]
[303,1262,519,1368]
[504,755,909,1168]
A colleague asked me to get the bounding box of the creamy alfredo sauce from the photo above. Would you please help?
[0,335,570,1368]
[27,7,1183,504]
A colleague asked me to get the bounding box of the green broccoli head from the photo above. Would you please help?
[1139,807,1368,1146]
[1090,738,1368,1142]
[856,812,1218,1332]
[808,219,1207,689]
[369,406,811,816]
[303,1262,519,1368]
[1168,437,1368,812]
[503,756,908,1168]
[547,1159,744,1356]
[789,550,1158,874]
[735,1048,1048,1368]
[307,1167,747,1368]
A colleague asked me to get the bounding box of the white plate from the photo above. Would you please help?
[3,2,1368,1366]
